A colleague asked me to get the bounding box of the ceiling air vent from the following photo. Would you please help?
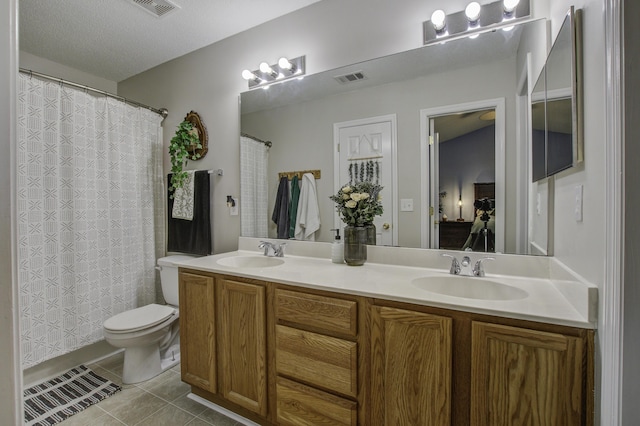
[334,71,367,84]
[132,0,179,18]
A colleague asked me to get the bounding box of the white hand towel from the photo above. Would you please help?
[172,170,195,220]
[294,173,321,241]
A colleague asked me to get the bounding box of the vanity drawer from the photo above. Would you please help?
[276,376,357,426]
[275,288,357,336]
[276,325,358,397]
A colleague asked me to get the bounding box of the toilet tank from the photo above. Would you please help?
[157,255,197,306]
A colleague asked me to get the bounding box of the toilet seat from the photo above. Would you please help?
[104,304,177,334]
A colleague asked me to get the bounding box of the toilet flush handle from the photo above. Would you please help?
[155,266,162,271]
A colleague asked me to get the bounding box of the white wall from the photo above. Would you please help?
[19,51,117,93]
[1,0,22,423]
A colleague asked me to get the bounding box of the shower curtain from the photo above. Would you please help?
[17,74,165,368]
[240,135,269,237]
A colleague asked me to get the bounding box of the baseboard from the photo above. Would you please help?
[23,340,122,387]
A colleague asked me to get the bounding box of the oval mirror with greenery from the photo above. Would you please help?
[169,119,202,195]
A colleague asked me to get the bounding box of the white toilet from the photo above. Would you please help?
[103,255,195,384]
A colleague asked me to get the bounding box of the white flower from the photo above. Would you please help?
[342,193,351,200]
[342,186,352,193]
[360,192,370,200]
[345,200,357,208]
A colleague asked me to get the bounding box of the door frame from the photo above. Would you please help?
[333,114,398,246]
[420,98,506,252]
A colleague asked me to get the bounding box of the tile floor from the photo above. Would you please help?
[58,352,242,426]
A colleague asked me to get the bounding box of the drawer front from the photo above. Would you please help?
[276,288,357,336]
[276,377,357,426]
[276,325,358,397]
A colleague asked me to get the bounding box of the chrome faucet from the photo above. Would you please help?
[442,253,494,277]
[258,241,286,257]
[472,257,495,277]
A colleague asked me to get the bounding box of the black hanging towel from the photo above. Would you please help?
[272,176,290,239]
[167,170,212,255]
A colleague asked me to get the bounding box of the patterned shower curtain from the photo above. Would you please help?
[240,135,269,238]
[17,74,165,368]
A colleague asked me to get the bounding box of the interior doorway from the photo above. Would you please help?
[420,99,505,252]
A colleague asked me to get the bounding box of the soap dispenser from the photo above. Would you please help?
[330,228,344,264]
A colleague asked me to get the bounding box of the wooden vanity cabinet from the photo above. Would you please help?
[179,272,217,393]
[370,300,594,426]
[179,269,593,426]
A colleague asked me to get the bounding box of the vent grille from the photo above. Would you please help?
[132,0,179,18]
[334,71,367,84]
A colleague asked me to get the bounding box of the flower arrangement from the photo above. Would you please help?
[330,181,383,226]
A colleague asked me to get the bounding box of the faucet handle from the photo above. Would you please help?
[274,242,287,257]
[441,253,461,275]
[258,241,275,256]
[473,257,495,277]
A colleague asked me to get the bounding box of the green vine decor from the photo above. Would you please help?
[169,120,202,196]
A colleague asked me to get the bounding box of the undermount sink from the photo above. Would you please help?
[411,276,528,301]
[216,256,284,268]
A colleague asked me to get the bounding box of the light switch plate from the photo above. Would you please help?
[574,185,583,222]
[400,198,414,212]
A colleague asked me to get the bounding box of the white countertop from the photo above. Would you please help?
[175,238,597,329]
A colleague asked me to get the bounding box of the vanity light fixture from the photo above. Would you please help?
[242,55,306,89]
[465,2,481,26]
[431,9,447,35]
[423,0,529,46]
[503,0,520,17]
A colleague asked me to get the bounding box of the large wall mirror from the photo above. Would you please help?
[531,7,583,181]
[241,18,550,255]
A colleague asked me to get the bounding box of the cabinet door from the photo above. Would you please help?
[179,272,216,393]
[471,322,585,425]
[218,278,267,416]
[371,306,452,426]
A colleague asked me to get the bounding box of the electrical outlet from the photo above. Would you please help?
[400,198,414,212]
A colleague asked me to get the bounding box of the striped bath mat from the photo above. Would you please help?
[24,365,121,426]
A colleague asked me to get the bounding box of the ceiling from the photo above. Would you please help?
[19,0,323,82]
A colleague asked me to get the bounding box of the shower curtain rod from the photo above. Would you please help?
[19,68,169,119]
[241,132,272,147]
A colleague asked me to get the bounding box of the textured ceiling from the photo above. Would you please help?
[19,0,322,82]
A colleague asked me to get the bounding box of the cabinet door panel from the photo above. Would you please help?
[371,306,452,426]
[179,272,216,393]
[219,279,267,416]
[471,321,584,426]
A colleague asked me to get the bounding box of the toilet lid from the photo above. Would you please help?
[104,304,177,333]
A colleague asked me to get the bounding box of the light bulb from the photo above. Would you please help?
[259,62,274,74]
[465,2,481,22]
[431,9,446,31]
[242,69,257,80]
[503,0,520,13]
[278,57,293,70]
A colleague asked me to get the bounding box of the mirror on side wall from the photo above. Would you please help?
[531,7,584,181]
[240,18,549,256]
